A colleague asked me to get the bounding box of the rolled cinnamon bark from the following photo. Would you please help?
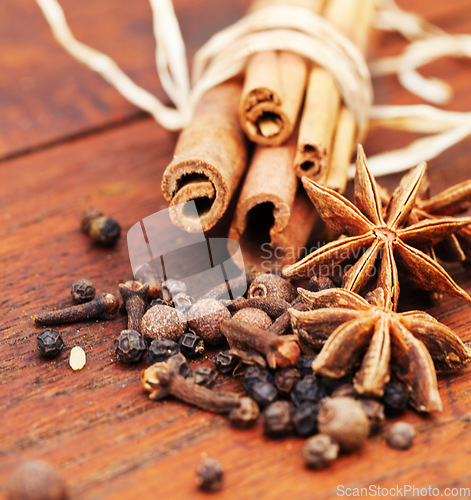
[294,0,373,183]
[161,80,248,232]
[239,0,325,146]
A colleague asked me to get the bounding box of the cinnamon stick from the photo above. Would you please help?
[239,0,325,146]
[161,80,247,232]
[293,0,373,184]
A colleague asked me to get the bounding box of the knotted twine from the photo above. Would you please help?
[36,0,471,178]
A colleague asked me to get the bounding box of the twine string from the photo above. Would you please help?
[35,0,471,178]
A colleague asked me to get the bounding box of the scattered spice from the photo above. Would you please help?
[248,273,297,302]
[263,401,293,437]
[386,422,415,450]
[5,459,68,500]
[228,397,260,428]
[232,307,272,329]
[33,292,119,325]
[187,298,231,345]
[214,350,238,374]
[141,304,186,342]
[69,346,86,371]
[243,366,273,394]
[178,333,205,358]
[119,280,149,332]
[196,458,223,492]
[147,338,181,364]
[303,434,340,469]
[228,296,290,319]
[115,330,147,364]
[291,376,326,407]
[274,367,302,397]
[81,207,121,247]
[383,382,409,415]
[292,402,319,437]
[317,397,370,452]
[193,366,217,388]
[37,329,64,357]
[250,381,278,409]
[221,318,300,369]
[70,279,95,304]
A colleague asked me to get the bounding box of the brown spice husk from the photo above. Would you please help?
[161,80,248,232]
[239,0,325,146]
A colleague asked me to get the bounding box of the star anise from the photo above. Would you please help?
[282,145,471,310]
[289,287,471,412]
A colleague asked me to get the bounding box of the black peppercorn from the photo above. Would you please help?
[70,279,95,304]
[243,366,274,395]
[115,330,147,364]
[383,382,409,415]
[116,330,147,363]
[37,329,64,357]
[178,333,205,358]
[196,458,223,492]
[81,207,121,247]
[263,401,293,437]
[147,338,181,364]
[250,381,278,409]
[214,350,238,374]
[193,366,217,388]
[295,355,316,377]
[303,434,339,469]
[274,367,301,396]
[291,376,326,406]
[292,402,319,437]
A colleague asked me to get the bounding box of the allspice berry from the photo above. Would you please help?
[187,298,231,345]
[141,305,186,342]
[317,397,370,451]
[232,307,272,329]
[386,422,415,450]
[5,459,68,500]
[303,434,339,469]
[248,273,297,302]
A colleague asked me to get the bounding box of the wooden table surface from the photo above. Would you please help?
[2,1,471,498]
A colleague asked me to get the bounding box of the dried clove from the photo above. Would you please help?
[119,280,149,332]
[71,279,95,304]
[81,207,121,246]
[142,356,245,413]
[221,318,300,370]
[33,292,119,325]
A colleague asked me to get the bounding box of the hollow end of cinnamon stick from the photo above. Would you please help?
[239,51,307,147]
[161,81,248,233]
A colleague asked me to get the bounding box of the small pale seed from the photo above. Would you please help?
[69,346,86,371]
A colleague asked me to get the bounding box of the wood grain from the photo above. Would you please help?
[1,0,471,499]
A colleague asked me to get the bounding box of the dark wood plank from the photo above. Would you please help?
[0,0,250,160]
[2,0,471,499]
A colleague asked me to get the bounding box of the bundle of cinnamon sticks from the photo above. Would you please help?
[161,0,375,270]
